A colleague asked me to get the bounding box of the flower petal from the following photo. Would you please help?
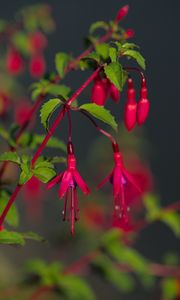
[47,173,63,189]
[58,171,73,198]
[98,171,112,189]
[73,170,90,195]
[123,168,142,193]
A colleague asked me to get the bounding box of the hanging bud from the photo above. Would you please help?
[28,31,47,54]
[29,55,46,78]
[124,28,135,39]
[109,83,120,103]
[91,78,107,106]
[6,49,24,75]
[124,78,137,131]
[137,78,150,126]
[115,5,129,23]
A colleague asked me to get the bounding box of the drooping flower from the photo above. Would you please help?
[29,55,46,78]
[98,143,141,224]
[28,31,47,54]
[137,78,150,126]
[124,77,137,131]
[91,77,108,106]
[47,142,90,235]
[109,82,120,103]
[14,102,33,127]
[6,48,24,75]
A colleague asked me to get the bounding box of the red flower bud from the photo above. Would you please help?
[0,93,9,116]
[137,79,150,126]
[115,5,129,23]
[29,31,47,54]
[124,28,135,39]
[6,49,24,75]
[29,55,46,78]
[15,102,33,126]
[91,79,107,106]
[109,83,120,103]
[124,78,137,131]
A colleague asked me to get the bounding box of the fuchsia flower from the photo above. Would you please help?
[47,142,90,235]
[115,5,129,23]
[29,55,46,78]
[28,31,47,54]
[6,48,24,75]
[14,102,34,127]
[98,143,141,224]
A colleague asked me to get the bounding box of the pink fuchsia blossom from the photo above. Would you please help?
[98,143,141,225]
[47,142,90,235]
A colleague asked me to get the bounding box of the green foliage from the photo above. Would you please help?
[0,151,21,165]
[18,133,66,152]
[109,47,118,62]
[12,32,29,55]
[25,259,95,300]
[104,62,123,91]
[95,43,109,60]
[19,155,33,184]
[40,98,62,130]
[80,103,117,131]
[92,255,135,293]
[0,230,44,246]
[33,159,56,183]
[123,49,146,70]
[0,190,19,228]
[31,80,71,100]
[162,278,177,300]
[55,52,72,79]
[89,21,109,34]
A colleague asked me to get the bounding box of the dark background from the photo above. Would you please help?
[0,0,180,299]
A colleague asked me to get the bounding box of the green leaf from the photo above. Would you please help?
[55,52,72,79]
[80,103,117,131]
[162,278,177,300]
[143,194,161,221]
[21,232,45,243]
[104,62,123,91]
[33,160,56,183]
[0,190,19,228]
[95,43,109,60]
[109,47,117,62]
[122,42,139,50]
[83,51,100,63]
[0,151,21,165]
[0,230,25,246]
[46,84,71,98]
[160,212,180,237]
[89,21,109,34]
[58,275,96,300]
[92,255,134,293]
[19,157,33,184]
[123,50,146,70]
[12,32,29,55]
[40,98,62,130]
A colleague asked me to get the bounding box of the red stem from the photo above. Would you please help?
[28,286,53,300]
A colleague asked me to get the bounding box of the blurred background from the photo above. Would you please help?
[0,1,180,299]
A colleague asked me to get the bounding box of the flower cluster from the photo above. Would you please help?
[124,77,150,131]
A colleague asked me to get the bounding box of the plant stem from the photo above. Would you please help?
[0,68,101,227]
